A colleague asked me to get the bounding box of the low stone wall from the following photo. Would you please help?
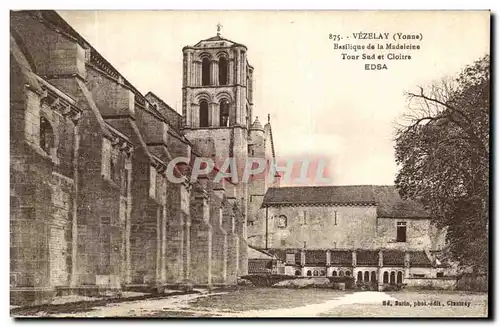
[405,277,457,290]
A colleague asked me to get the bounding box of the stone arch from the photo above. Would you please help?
[215,50,230,59]
[383,271,389,284]
[215,91,233,103]
[371,271,377,282]
[194,92,212,103]
[390,271,396,284]
[364,271,370,282]
[332,271,337,277]
[306,270,312,276]
[397,271,403,284]
[357,271,363,282]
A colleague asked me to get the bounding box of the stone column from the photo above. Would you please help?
[189,179,212,287]
[209,182,228,286]
[211,102,218,127]
[165,182,188,285]
[228,59,235,85]
[352,250,357,267]
[194,60,201,86]
[223,199,238,285]
[326,250,331,266]
[300,250,306,266]
[404,252,410,279]
[378,250,384,291]
[235,204,248,276]
[211,59,219,86]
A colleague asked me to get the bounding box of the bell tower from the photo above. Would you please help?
[181,25,254,132]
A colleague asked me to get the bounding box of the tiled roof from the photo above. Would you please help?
[248,259,273,274]
[383,250,405,266]
[330,250,352,265]
[262,185,429,218]
[410,251,433,267]
[305,250,326,264]
[357,250,379,266]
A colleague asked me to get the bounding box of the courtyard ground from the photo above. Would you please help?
[12,287,488,318]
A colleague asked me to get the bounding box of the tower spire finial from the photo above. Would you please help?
[216,22,223,36]
[267,113,271,124]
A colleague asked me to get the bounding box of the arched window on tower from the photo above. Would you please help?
[219,56,228,85]
[40,116,54,154]
[202,57,211,86]
[219,100,229,127]
[199,100,209,127]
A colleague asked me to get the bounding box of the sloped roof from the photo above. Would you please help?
[192,34,245,48]
[357,250,379,266]
[330,250,352,265]
[248,259,273,274]
[383,250,405,266]
[409,251,433,267]
[262,185,429,218]
[305,250,326,264]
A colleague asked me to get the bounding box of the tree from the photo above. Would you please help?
[394,55,490,273]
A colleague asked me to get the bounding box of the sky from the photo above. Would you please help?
[58,10,490,186]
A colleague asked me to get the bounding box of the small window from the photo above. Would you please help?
[396,222,407,242]
[364,271,370,281]
[295,270,301,276]
[413,274,425,278]
[345,271,351,277]
[332,271,337,277]
[437,272,444,277]
[307,270,312,276]
[383,271,389,284]
[339,271,344,277]
[280,239,286,246]
[313,270,319,276]
[371,271,377,282]
[278,215,287,228]
[39,117,54,154]
[302,211,307,225]
[334,211,338,225]
[320,270,326,276]
[357,271,363,281]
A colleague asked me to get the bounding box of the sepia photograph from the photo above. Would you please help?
[9,9,490,318]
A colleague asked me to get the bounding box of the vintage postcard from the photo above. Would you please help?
[10,10,490,318]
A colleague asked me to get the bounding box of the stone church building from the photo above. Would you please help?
[10,10,278,305]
